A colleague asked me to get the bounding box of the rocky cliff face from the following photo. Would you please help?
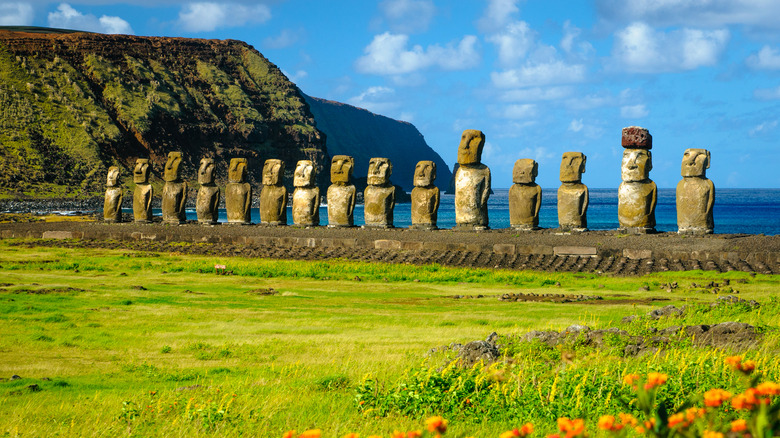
[303,95,452,192]
[0,29,327,196]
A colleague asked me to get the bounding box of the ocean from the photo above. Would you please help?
[177,188,780,235]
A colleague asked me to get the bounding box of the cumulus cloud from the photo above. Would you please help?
[0,3,34,25]
[747,45,780,70]
[379,0,436,33]
[355,32,480,75]
[348,86,401,114]
[477,0,521,32]
[500,86,573,102]
[749,120,778,136]
[177,2,271,33]
[596,0,780,30]
[569,119,584,132]
[48,3,133,34]
[500,103,537,119]
[620,104,649,118]
[612,22,729,72]
[753,85,780,100]
[486,20,535,67]
[491,60,585,88]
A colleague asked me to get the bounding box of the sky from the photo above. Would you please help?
[2,0,780,189]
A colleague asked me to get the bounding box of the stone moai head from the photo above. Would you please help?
[198,158,215,185]
[513,159,538,184]
[330,155,354,184]
[133,158,150,184]
[560,152,586,183]
[621,149,653,182]
[681,148,710,178]
[106,166,120,187]
[457,129,486,165]
[414,161,437,187]
[164,152,183,182]
[262,159,284,186]
[228,158,248,183]
[367,157,392,186]
[294,160,316,187]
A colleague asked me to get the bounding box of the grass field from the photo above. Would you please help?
[0,239,778,437]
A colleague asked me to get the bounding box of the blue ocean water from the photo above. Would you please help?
[170,188,780,235]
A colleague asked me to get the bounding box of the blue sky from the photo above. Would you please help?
[2,0,780,189]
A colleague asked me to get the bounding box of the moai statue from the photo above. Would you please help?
[103,166,123,223]
[557,152,588,231]
[132,158,153,223]
[259,159,287,226]
[196,158,220,225]
[618,126,657,234]
[327,155,356,227]
[410,160,440,230]
[292,160,320,227]
[509,159,542,230]
[677,148,714,234]
[162,152,187,224]
[363,157,395,228]
[225,158,252,224]
[454,129,491,230]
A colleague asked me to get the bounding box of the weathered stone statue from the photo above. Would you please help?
[363,157,395,228]
[132,158,153,223]
[292,160,320,227]
[327,155,356,227]
[196,158,220,225]
[509,158,541,230]
[454,129,490,230]
[162,152,187,224]
[259,159,287,226]
[677,148,714,234]
[557,152,588,231]
[103,166,123,223]
[410,160,440,230]
[225,158,252,224]
[618,126,657,234]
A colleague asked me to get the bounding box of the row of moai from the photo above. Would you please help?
[104,126,714,234]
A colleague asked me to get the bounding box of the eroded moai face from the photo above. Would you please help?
[414,161,436,187]
[330,155,354,184]
[367,158,392,186]
[106,166,120,187]
[621,149,653,182]
[198,158,215,185]
[262,159,284,186]
[681,148,710,177]
[560,152,586,183]
[294,160,316,187]
[457,129,486,165]
[513,159,538,184]
[228,158,248,183]
[133,159,150,184]
[164,152,183,182]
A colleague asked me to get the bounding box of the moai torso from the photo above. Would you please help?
[196,158,220,225]
[259,159,287,226]
[162,152,187,224]
[509,159,541,230]
[363,158,395,228]
[454,130,490,230]
[292,160,320,226]
[410,160,440,229]
[327,155,356,227]
[677,148,714,234]
[225,158,252,224]
[103,166,123,223]
[557,152,588,231]
[618,127,656,233]
[132,159,153,223]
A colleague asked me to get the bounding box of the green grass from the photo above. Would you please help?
[0,240,777,437]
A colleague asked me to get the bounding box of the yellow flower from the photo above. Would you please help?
[703,431,724,438]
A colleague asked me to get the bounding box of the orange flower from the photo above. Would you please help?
[557,418,585,438]
[425,416,448,434]
[643,372,668,390]
[299,430,322,438]
[703,431,724,438]
[391,432,404,438]
[685,407,706,423]
[732,388,760,410]
[726,356,742,368]
[618,413,638,427]
[726,356,756,374]
[704,388,733,407]
[546,435,561,438]
[367,436,382,438]
[520,423,534,436]
[344,434,360,438]
[623,374,641,386]
[756,381,780,396]
[501,429,521,438]
[668,413,685,428]
[598,416,618,431]
[500,424,533,438]
[406,432,422,438]
[282,431,295,438]
[730,419,748,433]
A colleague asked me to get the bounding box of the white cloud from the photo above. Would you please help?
[560,21,594,58]
[747,45,780,70]
[379,0,436,33]
[501,103,537,119]
[282,69,307,83]
[753,85,780,100]
[177,2,271,33]
[355,32,480,75]
[48,3,133,34]
[477,0,521,32]
[749,120,778,136]
[347,86,400,114]
[569,119,584,132]
[0,3,34,25]
[491,60,585,88]
[620,104,649,118]
[486,20,535,67]
[500,86,574,101]
[263,29,302,50]
[612,22,729,72]
[596,0,780,30]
